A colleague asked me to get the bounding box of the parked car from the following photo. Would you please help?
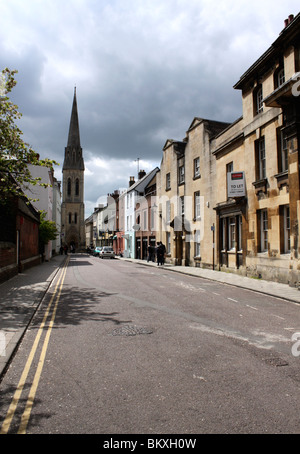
[93,247,103,257]
[99,246,115,259]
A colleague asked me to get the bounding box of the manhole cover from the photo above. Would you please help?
[111,325,153,337]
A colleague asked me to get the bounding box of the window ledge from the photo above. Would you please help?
[252,178,268,195]
[274,171,288,189]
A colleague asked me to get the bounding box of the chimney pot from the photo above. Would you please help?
[284,18,289,27]
[288,14,294,23]
[138,170,146,179]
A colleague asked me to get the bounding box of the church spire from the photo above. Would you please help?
[63,88,84,171]
[67,86,81,148]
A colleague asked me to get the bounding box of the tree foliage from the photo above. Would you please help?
[0,68,59,204]
[39,211,58,245]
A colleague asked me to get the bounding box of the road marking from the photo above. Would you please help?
[227,297,238,303]
[212,292,220,296]
[18,262,68,434]
[246,304,258,311]
[0,257,69,435]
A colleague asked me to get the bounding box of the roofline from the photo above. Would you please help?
[233,12,300,90]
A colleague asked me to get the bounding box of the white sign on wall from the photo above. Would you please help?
[227,171,246,197]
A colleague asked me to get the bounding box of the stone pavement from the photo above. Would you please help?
[1,253,300,379]
[0,254,66,379]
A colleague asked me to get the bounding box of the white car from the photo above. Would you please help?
[100,247,115,259]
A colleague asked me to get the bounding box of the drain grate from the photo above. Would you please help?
[111,325,153,337]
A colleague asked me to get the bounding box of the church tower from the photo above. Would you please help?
[61,88,85,250]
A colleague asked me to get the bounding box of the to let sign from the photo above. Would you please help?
[227,171,246,197]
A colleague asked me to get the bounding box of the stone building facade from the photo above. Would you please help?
[157,119,229,267]
[212,13,300,284]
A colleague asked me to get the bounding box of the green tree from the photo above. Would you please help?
[39,211,58,245]
[0,68,59,204]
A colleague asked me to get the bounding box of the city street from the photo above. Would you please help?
[0,254,299,434]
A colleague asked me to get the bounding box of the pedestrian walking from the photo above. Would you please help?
[160,242,166,265]
[156,242,163,266]
[147,244,154,262]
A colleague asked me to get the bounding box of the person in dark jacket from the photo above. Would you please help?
[156,242,164,266]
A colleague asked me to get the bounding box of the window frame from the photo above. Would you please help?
[255,86,264,115]
[166,172,171,190]
[194,191,201,220]
[193,157,200,179]
[260,209,268,253]
[256,137,266,180]
[178,165,185,185]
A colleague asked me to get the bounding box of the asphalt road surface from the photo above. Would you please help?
[0,254,299,435]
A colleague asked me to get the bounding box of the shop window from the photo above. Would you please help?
[228,217,236,250]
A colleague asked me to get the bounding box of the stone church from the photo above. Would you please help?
[61,88,85,251]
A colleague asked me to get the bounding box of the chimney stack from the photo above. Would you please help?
[138,170,146,180]
[129,176,135,187]
[284,14,294,27]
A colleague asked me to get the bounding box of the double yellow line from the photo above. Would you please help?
[0,256,69,435]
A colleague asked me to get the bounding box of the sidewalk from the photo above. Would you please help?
[0,254,66,379]
[1,253,299,379]
[120,257,300,304]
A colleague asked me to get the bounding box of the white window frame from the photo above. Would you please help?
[256,87,263,114]
[258,138,266,180]
[178,165,185,184]
[166,172,171,190]
[166,200,171,225]
[228,217,236,250]
[278,68,285,87]
[143,209,147,231]
[194,191,201,219]
[194,230,200,257]
[179,196,184,216]
[260,209,268,252]
[194,157,200,178]
[166,232,171,254]
[283,205,291,253]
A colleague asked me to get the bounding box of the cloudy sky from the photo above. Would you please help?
[1,0,299,217]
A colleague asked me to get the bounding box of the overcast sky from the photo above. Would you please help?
[1,0,299,217]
